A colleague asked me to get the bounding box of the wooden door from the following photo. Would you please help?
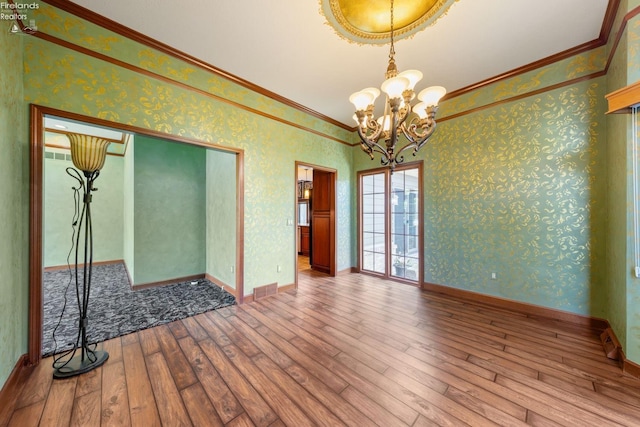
[310,169,334,274]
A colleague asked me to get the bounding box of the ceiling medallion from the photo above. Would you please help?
[320,0,457,44]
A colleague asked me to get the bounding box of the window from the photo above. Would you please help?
[359,164,422,283]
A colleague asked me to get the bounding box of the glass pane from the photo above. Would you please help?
[404,168,419,179]
[374,252,386,274]
[363,251,374,271]
[363,232,374,251]
[363,213,373,230]
[392,233,406,255]
[392,213,406,235]
[391,170,405,190]
[362,194,374,213]
[405,256,419,280]
[374,193,386,213]
[374,233,385,252]
[298,202,308,225]
[374,213,385,232]
[373,173,385,192]
[407,191,418,213]
[406,235,418,255]
[362,175,374,194]
[391,191,404,213]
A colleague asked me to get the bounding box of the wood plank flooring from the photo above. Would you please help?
[6,271,640,426]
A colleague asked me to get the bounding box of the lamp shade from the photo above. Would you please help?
[349,87,380,111]
[381,76,410,99]
[397,70,423,91]
[413,101,429,119]
[66,133,111,173]
[418,86,447,106]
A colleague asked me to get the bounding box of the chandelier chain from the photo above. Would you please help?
[389,0,395,61]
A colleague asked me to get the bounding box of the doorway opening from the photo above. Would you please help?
[29,105,245,365]
[358,162,423,285]
[294,162,337,285]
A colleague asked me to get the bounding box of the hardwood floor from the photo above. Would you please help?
[6,272,640,426]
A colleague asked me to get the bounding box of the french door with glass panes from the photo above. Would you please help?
[359,164,422,284]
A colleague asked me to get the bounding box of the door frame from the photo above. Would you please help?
[357,161,424,286]
[294,161,337,287]
[28,104,245,365]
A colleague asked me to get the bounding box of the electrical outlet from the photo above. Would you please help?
[490,272,497,280]
[230,266,235,273]
[277,265,282,273]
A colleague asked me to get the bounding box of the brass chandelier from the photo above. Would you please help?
[350,0,446,171]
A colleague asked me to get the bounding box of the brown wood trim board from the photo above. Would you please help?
[0,355,32,427]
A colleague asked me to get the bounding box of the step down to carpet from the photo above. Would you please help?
[253,282,278,300]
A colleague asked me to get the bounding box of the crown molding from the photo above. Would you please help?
[41,0,353,131]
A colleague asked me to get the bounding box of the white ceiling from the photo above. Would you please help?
[70,0,610,127]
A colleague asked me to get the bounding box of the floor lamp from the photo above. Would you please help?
[53,133,111,379]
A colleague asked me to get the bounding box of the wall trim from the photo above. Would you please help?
[205,273,237,298]
[28,30,351,147]
[132,273,206,290]
[42,0,622,138]
[243,283,296,304]
[623,356,640,379]
[604,4,640,74]
[601,325,640,379]
[422,281,609,330]
[40,0,352,132]
[0,354,32,426]
[338,267,358,275]
[44,258,124,272]
[438,70,606,124]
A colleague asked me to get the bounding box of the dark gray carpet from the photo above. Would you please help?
[43,262,236,357]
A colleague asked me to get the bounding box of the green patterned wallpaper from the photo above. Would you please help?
[354,77,607,316]
[439,47,607,118]
[1,1,637,392]
[23,7,354,293]
[425,80,606,314]
[0,27,27,387]
[30,3,353,144]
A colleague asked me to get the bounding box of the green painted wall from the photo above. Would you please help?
[0,27,27,388]
[43,150,125,267]
[133,135,207,285]
[206,149,237,287]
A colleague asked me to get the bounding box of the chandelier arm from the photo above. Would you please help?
[364,116,384,142]
[356,124,391,161]
[404,119,437,146]
[356,121,382,148]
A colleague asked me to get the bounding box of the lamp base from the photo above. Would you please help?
[53,350,109,379]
